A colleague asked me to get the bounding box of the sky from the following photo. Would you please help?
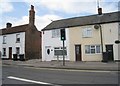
[0,0,119,31]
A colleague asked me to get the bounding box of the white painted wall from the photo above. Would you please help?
[118,23,120,61]
[1,32,25,59]
[42,29,70,61]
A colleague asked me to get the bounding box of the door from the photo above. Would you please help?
[106,45,114,61]
[9,47,12,60]
[75,45,82,61]
[45,46,51,61]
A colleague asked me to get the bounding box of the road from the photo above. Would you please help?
[2,64,119,86]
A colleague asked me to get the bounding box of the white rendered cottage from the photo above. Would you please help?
[0,5,41,60]
[42,11,120,62]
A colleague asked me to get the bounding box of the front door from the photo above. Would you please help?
[75,45,82,61]
[106,45,114,61]
[9,47,12,60]
[45,46,51,61]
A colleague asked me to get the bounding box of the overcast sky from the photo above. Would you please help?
[0,0,119,31]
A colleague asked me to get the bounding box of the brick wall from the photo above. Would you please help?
[25,25,41,60]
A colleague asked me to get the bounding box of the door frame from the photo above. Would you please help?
[75,45,82,61]
[45,46,52,61]
[9,47,12,60]
[105,45,114,61]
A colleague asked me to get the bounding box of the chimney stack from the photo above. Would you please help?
[29,5,35,25]
[6,23,12,28]
[98,8,102,15]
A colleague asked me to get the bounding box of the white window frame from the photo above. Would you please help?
[82,28,92,38]
[16,34,20,43]
[16,47,20,55]
[85,45,101,54]
[3,36,7,44]
[52,29,60,38]
[2,48,6,56]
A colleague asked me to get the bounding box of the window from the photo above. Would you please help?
[85,45,101,54]
[3,36,6,44]
[52,29,60,38]
[85,45,90,54]
[91,46,95,54]
[16,34,20,43]
[3,48,6,56]
[54,47,67,56]
[82,28,92,37]
[16,47,20,54]
[96,45,100,53]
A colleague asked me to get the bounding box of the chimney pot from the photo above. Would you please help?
[31,5,34,10]
[6,23,12,28]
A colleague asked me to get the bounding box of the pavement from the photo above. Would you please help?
[2,59,119,71]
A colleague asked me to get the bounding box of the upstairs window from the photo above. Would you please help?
[52,29,60,38]
[16,34,20,43]
[82,28,92,38]
[3,36,6,44]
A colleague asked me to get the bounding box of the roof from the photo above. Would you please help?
[0,24,29,35]
[42,11,120,31]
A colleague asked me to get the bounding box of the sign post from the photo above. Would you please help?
[60,29,66,66]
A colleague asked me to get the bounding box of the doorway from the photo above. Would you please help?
[45,46,52,61]
[106,45,114,61]
[9,47,12,60]
[75,45,82,61]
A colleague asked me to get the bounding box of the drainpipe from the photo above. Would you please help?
[99,24,104,60]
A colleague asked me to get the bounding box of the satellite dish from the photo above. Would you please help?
[94,24,100,29]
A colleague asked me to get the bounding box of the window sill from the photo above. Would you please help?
[82,37,92,38]
[16,42,20,43]
[85,53,101,55]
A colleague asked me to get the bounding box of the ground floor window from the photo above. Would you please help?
[85,45,101,54]
[16,47,20,55]
[2,48,6,56]
[54,47,67,56]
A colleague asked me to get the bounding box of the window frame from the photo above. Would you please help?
[52,29,60,38]
[85,45,101,54]
[16,34,20,43]
[82,28,92,38]
[3,36,7,44]
[2,48,6,56]
[16,47,20,55]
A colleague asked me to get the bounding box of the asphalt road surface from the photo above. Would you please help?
[2,64,119,86]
